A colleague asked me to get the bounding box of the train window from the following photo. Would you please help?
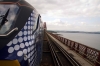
[0,4,19,34]
[40,19,43,29]
[32,13,38,32]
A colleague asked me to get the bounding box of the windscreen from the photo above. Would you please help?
[0,4,19,34]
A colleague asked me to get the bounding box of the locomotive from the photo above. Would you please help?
[0,0,44,66]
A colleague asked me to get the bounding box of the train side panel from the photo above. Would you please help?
[0,11,43,66]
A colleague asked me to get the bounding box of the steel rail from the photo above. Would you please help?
[47,33,81,66]
[46,34,74,66]
[46,34,61,66]
[48,36,67,66]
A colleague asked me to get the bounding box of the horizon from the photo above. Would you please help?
[47,30,100,32]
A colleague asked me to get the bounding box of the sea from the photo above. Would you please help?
[57,32,100,50]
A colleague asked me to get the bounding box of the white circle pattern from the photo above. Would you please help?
[20,43,25,48]
[8,47,14,53]
[7,41,12,46]
[23,49,27,54]
[25,42,29,47]
[13,39,18,44]
[18,37,23,43]
[6,12,38,66]
[14,45,20,50]
[28,17,30,20]
[18,31,23,36]
[31,51,32,56]
[29,59,30,63]
[32,40,34,44]
[24,36,27,41]
[24,31,27,35]
[33,35,35,39]
[28,36,30,40]
[31,46,32,51]
[17,51,23,56]
[28,48,30,52]
[28,31,30,34]
[28,53,30,58]
[29,42,32,46]
[28,26,30,29]
[28,21,30,24]
[31,26,32,30]
[24,26,27,30]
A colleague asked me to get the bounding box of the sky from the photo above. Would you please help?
[26,0,100,32]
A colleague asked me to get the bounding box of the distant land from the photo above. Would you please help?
[47,30,100,34]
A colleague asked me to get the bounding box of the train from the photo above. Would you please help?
[0,0,44,66]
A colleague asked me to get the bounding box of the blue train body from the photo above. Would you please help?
[0,0,44,66]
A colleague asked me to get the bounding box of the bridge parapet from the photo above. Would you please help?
[48,32,100,66]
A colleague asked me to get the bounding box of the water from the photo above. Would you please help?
[58,32,100,50]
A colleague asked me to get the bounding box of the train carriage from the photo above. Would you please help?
[0,0,43,66]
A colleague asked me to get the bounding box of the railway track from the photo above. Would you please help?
[40,33,81,66]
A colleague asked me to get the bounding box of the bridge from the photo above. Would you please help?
[40,22,100,66]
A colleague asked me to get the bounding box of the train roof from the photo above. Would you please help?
[0,0,39,14]
[0,0,23,2]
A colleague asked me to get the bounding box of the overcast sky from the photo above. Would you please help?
[26,0,100,31]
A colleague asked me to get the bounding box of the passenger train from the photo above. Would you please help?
[0,0,44,66]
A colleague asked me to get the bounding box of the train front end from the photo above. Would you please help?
[0,0,43,66]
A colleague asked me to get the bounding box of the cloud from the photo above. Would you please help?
[26,0,100,18]
[46,19,100,31]
[26,0,100,31]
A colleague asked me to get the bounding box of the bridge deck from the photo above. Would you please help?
[48,33,93,66]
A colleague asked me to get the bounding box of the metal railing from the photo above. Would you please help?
[48,32,100,66]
